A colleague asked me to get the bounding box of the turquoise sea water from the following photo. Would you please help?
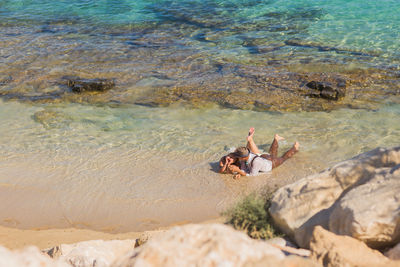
[1,0,400,68]
[0,0,399,231]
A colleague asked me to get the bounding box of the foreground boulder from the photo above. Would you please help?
[310,226,399,267]
[112,224,290,267]
[244,255,320,267]
[329,166,400,249]
[269,147,400,248]
[45,239,135,267]
[0,224,319,267]
[0,245,68,267]
[386,243,400,260]
[66,77,115,93]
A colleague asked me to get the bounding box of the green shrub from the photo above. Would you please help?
[223,192,282,240]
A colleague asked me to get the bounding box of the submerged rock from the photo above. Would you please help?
[1,61,398,112]
[269,146,400,248]
[285,39,379,57]
[305,80,345,100]
[0,75,12,86]
[66,77,115,93]
[134,69,352,112]
[32,109,72,129]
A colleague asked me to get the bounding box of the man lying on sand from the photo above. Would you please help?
[219,128,299,179]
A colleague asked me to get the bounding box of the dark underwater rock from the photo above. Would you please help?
[1,58,398,112]
[0,75,12,86]
[66,77,115,93]
[285,39,379,57]
[305,80,346,101]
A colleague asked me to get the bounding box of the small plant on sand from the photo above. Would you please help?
[223,192,282,240]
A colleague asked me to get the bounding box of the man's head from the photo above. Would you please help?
[234,147,250,161]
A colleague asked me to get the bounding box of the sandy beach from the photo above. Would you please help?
[0,225,145,250]
[0,217,226,250]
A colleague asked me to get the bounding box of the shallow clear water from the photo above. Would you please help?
[0,99,399,231]
[0,0,399,231]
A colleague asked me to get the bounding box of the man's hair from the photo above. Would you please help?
[233,147,250,158]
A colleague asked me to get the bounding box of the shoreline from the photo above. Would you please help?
[0,217,225,250]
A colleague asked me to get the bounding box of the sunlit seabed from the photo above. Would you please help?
[0,99,399,231]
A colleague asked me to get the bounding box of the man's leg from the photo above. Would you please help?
[246,127,261,154]
[271,142,299,169]
[269,134,284,158]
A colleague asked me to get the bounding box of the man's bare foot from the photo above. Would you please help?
[274,134,285,142]
[247,127,255,142]
[293,141,300,151]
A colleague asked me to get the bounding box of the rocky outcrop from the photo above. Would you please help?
[244,255,321,267]
[112,224,287,267]
[329,166,400,249]
[45,239,135,267]
[269,147,400,248]
[0,245,68,267]
[0,224,320,267]
[386,243,400,260]
[309,226,398,267]
[40,225,315,267]
[66,77,115,93]
[1,64,399,111]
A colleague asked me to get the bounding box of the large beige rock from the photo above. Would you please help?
[244,255,321,267]
[0,245,69,267]
[269,147,400,248]
[386,243,400,260]
[269,170,340,247]
[112,224,286,267]
[45,239,136,267]
[329,166,400,249]
[310,226,398,267]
